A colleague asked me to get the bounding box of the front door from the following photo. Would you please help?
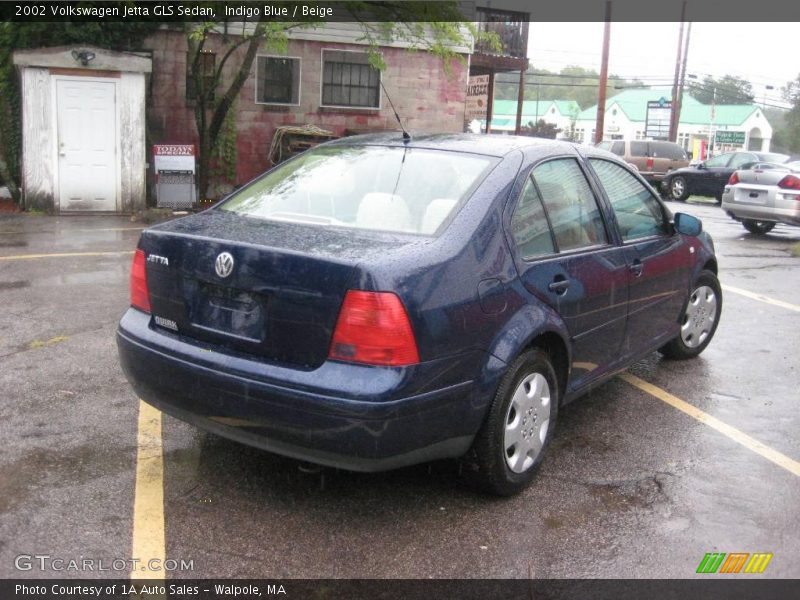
[56,78,118,211]
[588,158,691,356]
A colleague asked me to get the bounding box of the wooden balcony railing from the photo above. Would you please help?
[474,7,529,59]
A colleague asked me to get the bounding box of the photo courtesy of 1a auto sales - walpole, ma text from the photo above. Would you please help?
[1,1,799,599]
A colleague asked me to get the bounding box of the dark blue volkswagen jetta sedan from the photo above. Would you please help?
[118,134,721,495]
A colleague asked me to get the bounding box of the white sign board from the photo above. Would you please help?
[466,75,490,121]
[153,145,195,173]
[645,99,672,140]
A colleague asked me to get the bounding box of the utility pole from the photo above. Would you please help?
[708,86,716,157]
[515,68,525,135]
[675,22,692,148]
[594,1,612,144]
[669,2,687,142]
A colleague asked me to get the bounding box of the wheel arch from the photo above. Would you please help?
[702,258,718,275]
[525,331,569,405]
[485,303,572,407]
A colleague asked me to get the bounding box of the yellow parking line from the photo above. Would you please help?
[131,400,166,579]
[721,283,800,313]
[0,250,134,261]
[619,372,800,477]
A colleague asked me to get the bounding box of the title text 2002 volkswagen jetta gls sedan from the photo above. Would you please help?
[117,134,722,495]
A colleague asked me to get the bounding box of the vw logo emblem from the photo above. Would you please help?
[214,252,234,278]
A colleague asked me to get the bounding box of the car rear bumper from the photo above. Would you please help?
[722,190,800,226]
[117,309,494,472]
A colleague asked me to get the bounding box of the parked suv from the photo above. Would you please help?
[596,140,689,188]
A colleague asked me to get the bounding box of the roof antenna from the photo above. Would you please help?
[380,79,411,142]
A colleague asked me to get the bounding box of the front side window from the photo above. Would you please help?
[510,177,555,259]
[610,141,625,156]
[256,56,300,105]
[531,158,608,252]
[590,159,668,241]
[219,146,497,235]
[322,50,380,108]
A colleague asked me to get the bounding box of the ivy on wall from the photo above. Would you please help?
[210,100,238,186]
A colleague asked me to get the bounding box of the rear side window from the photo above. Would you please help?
[729,153,756,169]
[220,146,498,235]
[590,159,668,241]
[510,177,555,259]
[532,158,608,252]
[705,154,730,168]
[630,141,648,157]
[652,142,687,160]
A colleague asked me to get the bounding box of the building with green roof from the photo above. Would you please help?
[574,87,772,153]
[479,99,581,135]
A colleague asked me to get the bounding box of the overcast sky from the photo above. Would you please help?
[527,23,800,107]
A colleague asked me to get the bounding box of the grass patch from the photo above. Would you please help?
[28,335,69,349]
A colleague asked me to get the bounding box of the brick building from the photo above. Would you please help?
[146,26,471,198]
[12,24,471,213]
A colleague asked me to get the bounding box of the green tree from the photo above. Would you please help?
[780,74,800,154]
[688,74,755,104]
[521,119,561,139]
[494,65,642,109]
[0,23,160,203]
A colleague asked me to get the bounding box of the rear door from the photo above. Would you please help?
[588,159,690,355]
[509,157,629,392]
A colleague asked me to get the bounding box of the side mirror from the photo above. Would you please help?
[696,162,706,170]
[674,212,703,236]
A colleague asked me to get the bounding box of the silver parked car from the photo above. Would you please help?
[721,162,800,234]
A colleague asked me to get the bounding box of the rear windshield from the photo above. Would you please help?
[756,152,790,164]
[219,145,498,235]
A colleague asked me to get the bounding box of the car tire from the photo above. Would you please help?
[669,176,689,201]
[742,219,776,235]
[470,348,559,496]
[659,270,722,360]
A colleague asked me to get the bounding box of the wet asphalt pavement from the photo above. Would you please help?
[0,201,798,580]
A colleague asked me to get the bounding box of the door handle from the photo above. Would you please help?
[629,260,644,277]
[548,278,571,295]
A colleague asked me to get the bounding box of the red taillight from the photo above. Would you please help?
[329,290,419,366]
[727,172,739,186]
[130,249,151,313]
[646,157,654,170]
[778,174,800,190]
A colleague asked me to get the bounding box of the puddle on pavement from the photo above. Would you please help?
[0,443,133,514]
[0,281,30,291]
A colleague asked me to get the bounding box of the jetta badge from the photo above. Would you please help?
[214,252,234,278]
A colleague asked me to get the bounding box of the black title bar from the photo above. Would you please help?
[4,0,800,23]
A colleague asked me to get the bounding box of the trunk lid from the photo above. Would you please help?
[138,210,418,369]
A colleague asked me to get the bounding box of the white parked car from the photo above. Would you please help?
[721,162,800,234]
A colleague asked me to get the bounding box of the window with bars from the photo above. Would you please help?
[256,56,300,105]
[186,51,216,101]
[321,50,380,108]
